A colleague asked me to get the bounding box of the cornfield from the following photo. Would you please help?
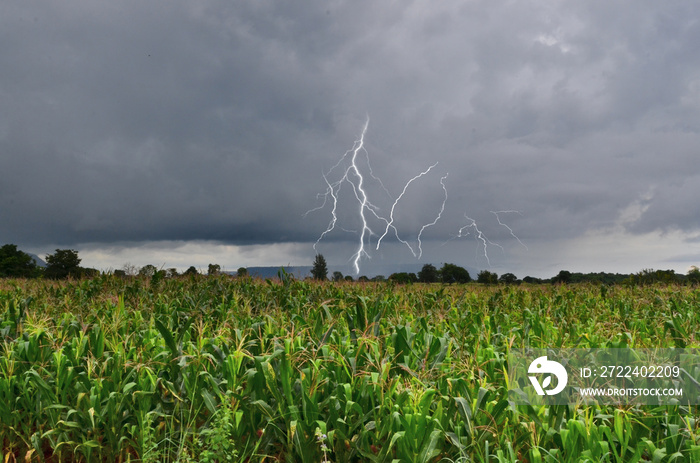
[0,274,698,462]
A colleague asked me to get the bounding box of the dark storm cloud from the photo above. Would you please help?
[1,0,700,271]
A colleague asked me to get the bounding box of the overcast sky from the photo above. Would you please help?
[2,1,700,278]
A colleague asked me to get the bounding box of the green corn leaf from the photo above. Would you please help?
[417,429,442,463]
[154,318,178,357]
[201,388,217,415]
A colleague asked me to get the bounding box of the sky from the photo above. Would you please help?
[2,1,700,278]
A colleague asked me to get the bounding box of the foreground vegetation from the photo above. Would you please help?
[0,275,699,462]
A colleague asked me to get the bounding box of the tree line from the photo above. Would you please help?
[0,244,98,279]
[0,244,247,280]
[310,260,518,285]
[310,254,700,286]
[1,244,699,285]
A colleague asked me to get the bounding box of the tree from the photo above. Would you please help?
[151,269,166,286]
[122,263,139,277]
[389,272,418,284]
[139,264,157,277]
[552,270,572,284]
[439,263,471,284]
[208,264,221,276]
[45,249,81,279]
[332,271,344,282]
[236,267,248,278]
[688,266,700,285]
[477,270,498,284]
[311,254,328,281]
[184,266,199,276]
[418,264,439,283]
[499,272,518,285]
[627,268,678,285]
[0,244,39,278]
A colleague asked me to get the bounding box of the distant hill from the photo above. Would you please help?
[28,253,47,268]
[231,263,480,280]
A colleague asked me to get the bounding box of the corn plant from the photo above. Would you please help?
[0,276,698,461]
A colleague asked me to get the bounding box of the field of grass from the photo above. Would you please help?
[0,275,699,462]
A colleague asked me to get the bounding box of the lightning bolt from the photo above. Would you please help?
[448,211,527,267]
[416,174,448,259]
[376,162,439,256]
[348,118,373,274]
[306,116,448,274]
[458,215,503,266]
[303,172,339,247]
[491,210,528,251]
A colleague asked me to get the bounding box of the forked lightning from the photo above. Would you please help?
[305,117,448,274]
[451,211,526,267]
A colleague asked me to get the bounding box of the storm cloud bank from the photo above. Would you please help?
[1,1,699,275]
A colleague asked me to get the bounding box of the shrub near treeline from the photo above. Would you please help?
[0,275,699,461]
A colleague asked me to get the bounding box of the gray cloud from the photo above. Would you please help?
[2,0,700,274]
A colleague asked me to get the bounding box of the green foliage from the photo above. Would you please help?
[0,278,697,462]
[418,263,439,282]
[477,269,498,284]
[689,266,700,285]
[553,269,573,284]
[195,392,239,462]
[499,272,518,284]
[44,248,82,279]
[439,262,471,283]
[207,263,221,276]
[626,268,681,285]
[139,264,158,277]
[554,271,630,285]
[389,272,418,284]
[0,244,40,278]
[311,254,328,280]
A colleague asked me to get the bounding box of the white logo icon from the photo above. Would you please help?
[528,356,568,396]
